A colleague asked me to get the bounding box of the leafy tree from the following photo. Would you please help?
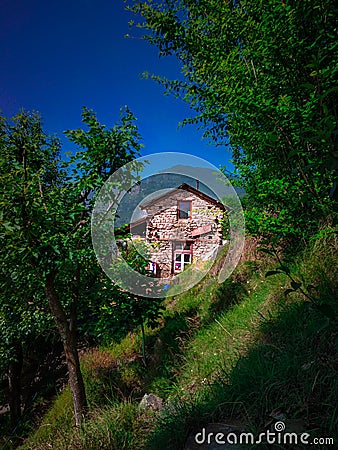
[0,111,59,427]
[93,237,164,364]
[129,0,338,240]
[0,107,143,425]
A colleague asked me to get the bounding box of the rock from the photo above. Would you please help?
[159,399,178,417]
[139,393,163,411]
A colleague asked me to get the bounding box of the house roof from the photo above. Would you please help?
[128,215,148,226]
[139,183,230,211]
[118,183,230,235]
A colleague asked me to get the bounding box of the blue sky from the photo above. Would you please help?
[0,0,233,170]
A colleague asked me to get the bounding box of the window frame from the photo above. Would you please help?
[177,200,192,220]
[173,240,193,274]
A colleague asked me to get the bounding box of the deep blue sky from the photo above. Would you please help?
[0,0,232,170]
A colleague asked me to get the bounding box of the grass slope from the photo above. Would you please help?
[19,231,337,449]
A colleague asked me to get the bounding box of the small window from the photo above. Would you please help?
[174,253,192,273]
[173,241,193,274]
[178,201,191,219]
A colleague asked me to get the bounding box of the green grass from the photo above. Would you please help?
[21,398,154,450]
[19,388,74,449]
[19,232,337,449]
[145,232,337,449]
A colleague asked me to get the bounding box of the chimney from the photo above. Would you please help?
[196,179,199,190]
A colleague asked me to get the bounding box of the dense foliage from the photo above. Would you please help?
[129,0,338,240]
[0,107,144,425]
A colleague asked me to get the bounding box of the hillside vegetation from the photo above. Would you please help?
[1,1,337,448]
[15,230,337,450]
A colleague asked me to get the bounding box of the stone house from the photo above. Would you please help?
[130,183,229,278]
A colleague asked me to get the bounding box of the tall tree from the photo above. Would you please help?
[129,0,338,239]
[0,107,143,425]
[0,111,58,426]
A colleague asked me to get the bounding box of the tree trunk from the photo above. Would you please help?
[45,272,87,425]
[8,341,23,428]
[62,330,87,426]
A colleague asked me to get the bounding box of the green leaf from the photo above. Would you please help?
[276,265,290,274]
[265,270,282,277]
[2,222,18,232]
[300,83,315,90]
[291,281,302,290]
[284,289,295,297]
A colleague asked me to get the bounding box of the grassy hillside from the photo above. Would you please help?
[16,230,337,449]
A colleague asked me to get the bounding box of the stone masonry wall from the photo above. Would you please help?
[143,189,225,277]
